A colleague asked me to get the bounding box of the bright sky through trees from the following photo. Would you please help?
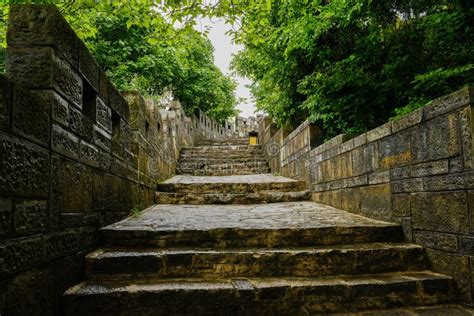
[195,17,257,118]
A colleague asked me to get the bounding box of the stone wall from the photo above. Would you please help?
[259,87,474,303]
[260,119,322,181]
[0,4,245,315]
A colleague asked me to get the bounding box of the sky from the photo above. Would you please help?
[195,18,257,118]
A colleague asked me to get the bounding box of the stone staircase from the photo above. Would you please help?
[63,139,462,315]
[177,139,270,176]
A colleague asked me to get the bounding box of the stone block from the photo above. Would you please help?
[368,170,390,184]
[7,4,79,66]
[96,97,112,133]
[449,156,464,173]
[13,199,48,235]
[345,175,368,188]
[364,142,379,172]
[67,105,93,141]
[366,122,391,142]
[390,166,411,180]
[411,159,449,177]
[391,194,410,217]
[340,139,354,154]
[352,133,367,148]
[0,77,11,132]
[78,40,100,92]
[12,84,50,146]
[470,190,474,235]
[0,133,49,197]
[459,105,473,170]
[423,86,473,121]
[340,188,361,213]
[51,123,79,159]
[400,217,413,242]
[60,212,98,229]
[351,146,366,176]
[6,46,82,107]
[412,112,461,163]
[108,82,130,121]
[98,71,110,104]
[359,184,391,221]
[6,267,52,316]
[392,108,423,133]
[413,230,458,252]
[422,172,472,191]
[6,46,53,88]
[0,280,6,315]
[45,230,78,261]
[378,131,412,169]
[51,155,93,213]
[458,236,474,255]
[411,192,469,234]
[79,227,98,249]
[0,236,44,277]
[471,258,474,305]
[79,140,100,168]
[93,174,132,213]
[391,178,423,193]
[426,248,471,302]
[0,198,12,235]
[93,125,112,151]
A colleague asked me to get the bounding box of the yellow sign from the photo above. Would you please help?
[249,135,258,145]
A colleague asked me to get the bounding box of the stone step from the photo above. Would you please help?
[179,157,268,164]
[178,161,268,171]
[100,203,404,248]
[155,190,310,204]
[157,175,306,193]
[181,145,262,152]
[63,271,454,315]
[196,139,248,146]
[85,243,425,280]
[179,154,267,161]
[179,167,271,176]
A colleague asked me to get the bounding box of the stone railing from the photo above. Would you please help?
[0,4,246,315]
[259,87,474,303]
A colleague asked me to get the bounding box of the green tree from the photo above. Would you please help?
[223,0,473,136]
[0,1,237,121]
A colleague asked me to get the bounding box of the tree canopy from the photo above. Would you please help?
[1,1,473,134]
[225,0,474,136]
[0,1,238,121]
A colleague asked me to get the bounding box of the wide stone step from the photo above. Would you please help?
[85,243,425,280]
[184,169,270,176]
[181,145,262,152]
[157,175,306,193]
[155,190,310,204]
[195,139,249,146]
[179,154,267,162]
[100,203,403,248]
[180,151,265,158]
[179,157,267,164]
[178,162,269,175]
[181,167,271,176]
[63,271,454,315]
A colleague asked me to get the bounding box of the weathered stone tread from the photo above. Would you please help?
[101,202,403,248]
[155,190,310,204]
[63,271,454,315]
[158,175,309,193]
[85,242,425,279]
